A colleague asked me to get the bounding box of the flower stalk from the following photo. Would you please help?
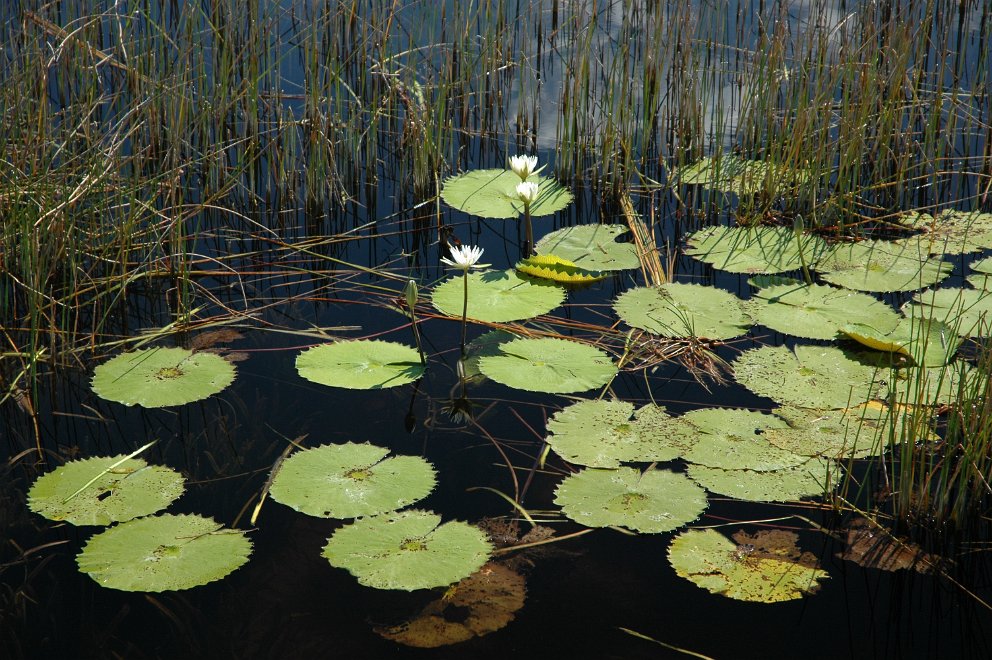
[440,243,489,359]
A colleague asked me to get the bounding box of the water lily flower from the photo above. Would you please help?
[515,181,540,205]
[508,154,541,180]
[440,243,490,271]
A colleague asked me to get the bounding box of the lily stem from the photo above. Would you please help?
[460,270,469,358]
[523,204,534,255]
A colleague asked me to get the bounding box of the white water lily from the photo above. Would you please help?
[515,181,540,205]
[440,243,489,271]
[507,154,540,180]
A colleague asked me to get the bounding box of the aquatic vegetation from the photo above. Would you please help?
[751,283,901,341]
[295,340,425,389]
[815,240,953,293]
[672,155,813,197]
[896,210,992,255]
[534,224,641,271]
[431,270,565,323]
[514,254,606,284]
[686,458,839,502]
[477,337,617,394]
[906,287,992,338]
[440,243,490,357]
[614,283,753,339]
[439,169,572,219]
[91,348,236,407]
[840,317,960,367]
[677,408,800,472]
[766,405,923,460]
[685,226,828,275]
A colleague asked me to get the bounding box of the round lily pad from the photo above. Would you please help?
[613,283,753,339]
[554,467,708,533]
[673,156,811,196]
[268,443,436,519]
[766,404,930,459]
[896,210,992,255]
[77,514,252,592]
[296,340,424,389]
[907,287,992,338]
[545,400,686,468]
[733,345,885,409]
[478,337,617,394]
[687,458,839,502]
[678,408,803,472]
[815,240,952,292]
[841,317,960,367]
[685,226,828,274]
[752,283,900,340]
[28,456,184,526]
[91,347,236,407]
[431,270,565,323]
[668,528,829,602]
[322,510,493,591]
[440,169,572,218]
[534,224,640,271]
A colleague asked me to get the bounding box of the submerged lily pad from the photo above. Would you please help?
[613,283,753,339]
[841,317,960,367]
[815,240,951,292]
[687,458,839,502]
[534,224,640,271]
[477,337,617,394]
[554,467,707,533]
[322,510,492,591]
[91,347,235,407]
[432,270,565,323]
[668,528,828,602]
[77,514,252,592]
[268,443,436,519]
[907,287,992,338]
[677,408,802,472]
[545,400,686,468]
[685,226,828,275]
[296,340,424,389]
[515,254,606,284]
[673,156,811,196]
[440,169,572,218]
[28,457,184,526]
[752,283,900,340]
[896,210,992,255]
[733,345,885,409]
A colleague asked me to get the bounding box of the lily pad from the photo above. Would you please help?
[545,400,687,468]
[460,330,519,380]
[477,337,617,394]
[733,345,885,409]
[554,467,708,533]
[91,347,235,407]
[322,510,493,591]
[678,408,803,472]
[28,456,184,526]
[432,270,565,323]
[534,224,640,271]
[77,514,252,592]
[515,255,606,284]
[268,443,436,519]
[766,404,928,459]
[841,317,960,367]
[673,156,811,196]
[815,240,952,292]
[687,458,839,502]
[374,563,526,647]
[752,283,900,340]
[966,257,992,290]
[668,528,828,602]
[890,362,982,407]
[907,287,992,338]
[685,226,828,275]
[613,283,753,339]
[896,210,992,255]
[296,340,424,389]
[440,169,572,218]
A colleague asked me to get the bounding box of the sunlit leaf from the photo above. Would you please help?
[432,270,565,323]
[906,287,992,338]
[296,340,424,389]
[752,283,900,340]
[840,317,960,367]
[440,169,572,218]
[515,254,606,284]
[91,347,235,407]
[677,408,802,472]
[815,240,951,292]
[478,337,617,394]
[896,210,992,255]
[534,224,640,271]
[613,283,753,339]
[765,404,929,459]
[673,156,811,196]
[685,226,827,274]
[687,458,839,502]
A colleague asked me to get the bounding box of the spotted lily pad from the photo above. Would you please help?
[677,408,802,472]
[91,347,235,407]
[545,400,686,468]
[766,404,929,459]
[906,287,992,338]
[673,156,811,196]
[687,458,839,502]
[296,340,424,389]
[613,283,753,339]
[896,210,992,255]
[28,457,184,526]
[534,224,640,271]
[815,240,952,292]
[440,169,572,218]
[322,510,493,591]
[268,443,436,519]
[668,528,828,602]
[733,345,885,409]
[685,226,828,274]
[752,283,900,340]
[477,337,617,394]
[554,467,708,533]
[432,270,565,323]
[77,514,252,592]
[841,317,960,367]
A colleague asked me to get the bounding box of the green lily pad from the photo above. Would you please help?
[752,283,900,340]
[296,340,424,389]
[673,156,811,196]
[685,226,828,275]
[322,510,493,591]
[77,514,252,592]
[432,270,565,323]
[966,257,992,290]
[440,169,573,219]
[668,528,829,602]
[554,467,708,533]
[515,255,606,284]
[766,404,930,459]
[890,362,983,407]
[841,317,960,367]
[268,443,436,519]
[545,400,687,468]
[613,283,753,339]
[28,457,184,526]
[534,224,641,271]
[461,330,519,380]
[477,337,617,394]
[815,240,952,292]
[687,458,839,502]
[91,347,235,407]
[907,287,992,338]
[896,210,992,255]
[678,408,802,472]
[733,345,885,409]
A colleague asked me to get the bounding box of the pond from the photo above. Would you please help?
[2,0,992,658]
